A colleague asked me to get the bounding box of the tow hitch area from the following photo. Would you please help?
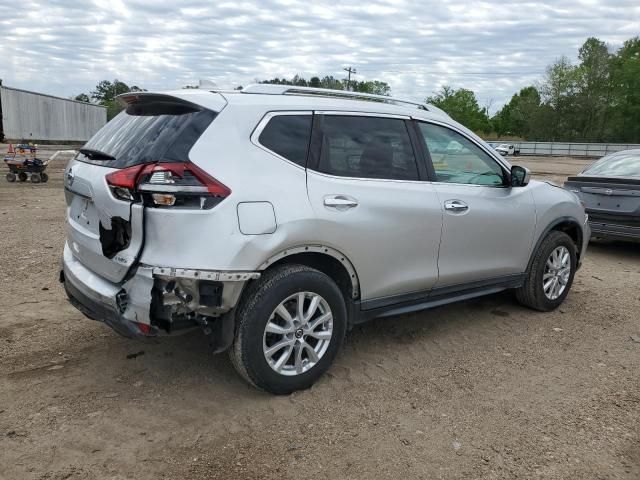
[149,268,259,352]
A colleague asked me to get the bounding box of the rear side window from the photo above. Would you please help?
[315,116,419,181]
[79,97,216,168]
[258,114,312,167]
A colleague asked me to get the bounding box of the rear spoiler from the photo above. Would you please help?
[116,93,204,115]
[566,176,640,187]
[116,91,228,114]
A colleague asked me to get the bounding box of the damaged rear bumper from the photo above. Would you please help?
[61,242,258,340]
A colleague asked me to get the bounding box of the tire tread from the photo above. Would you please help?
[516,230,576,311]
[229,264,345,394]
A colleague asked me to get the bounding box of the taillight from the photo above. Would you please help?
[134,322,151,335]
[106,162,230,209]
[105,164,146,201]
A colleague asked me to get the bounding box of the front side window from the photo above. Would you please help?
[316,116,419,181]
[417,122,505,186]
[258,114,312,167]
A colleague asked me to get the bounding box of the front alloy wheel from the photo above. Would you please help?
[543,246,571,300]
[515,230,577,311]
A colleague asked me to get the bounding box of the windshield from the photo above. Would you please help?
[498,144,509,149]
[582,150,640,178]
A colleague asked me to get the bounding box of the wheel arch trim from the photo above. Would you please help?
[527,216,584,272]
[257,245,361,299]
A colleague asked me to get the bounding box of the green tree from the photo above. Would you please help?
[74,93,91,103]
[538,56,580,140]
[352,80,391,96]
[609,37,640,142]
[492,86,541,139]
[91,79,144,120]
[575,38,612,141]
[426,86,491,133]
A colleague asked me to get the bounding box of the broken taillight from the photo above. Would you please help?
[106,162,230,209]
[134,321,151,335]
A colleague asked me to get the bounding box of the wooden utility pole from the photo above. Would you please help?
[343,67,357,91]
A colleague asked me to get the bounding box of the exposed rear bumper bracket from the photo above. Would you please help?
[151,267,260,282]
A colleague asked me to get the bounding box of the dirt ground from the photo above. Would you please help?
[1,149,639,480]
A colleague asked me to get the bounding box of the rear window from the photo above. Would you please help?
[583,151,640,178]
[258,114,312,167]
[315,115,419,181]
[79,97,216,168]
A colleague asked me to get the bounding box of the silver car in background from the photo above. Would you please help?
[564,149,640,242]
[60,85,589,394]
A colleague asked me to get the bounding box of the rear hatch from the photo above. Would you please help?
[565,176,640,228]
[64,93,221,283]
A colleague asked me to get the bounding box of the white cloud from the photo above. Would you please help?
[0,0,637,111]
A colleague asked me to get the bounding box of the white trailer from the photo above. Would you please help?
[0,82,106,142]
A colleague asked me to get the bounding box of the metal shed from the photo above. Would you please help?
[0,82,106,142]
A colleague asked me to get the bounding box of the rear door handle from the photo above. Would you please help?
[444,200,469,213]
[324,195,358,210]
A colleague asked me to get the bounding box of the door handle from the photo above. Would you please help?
[444,200,469,212]
[324,195,358,210]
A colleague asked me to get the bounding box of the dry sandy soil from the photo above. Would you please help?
[0,149,639,479]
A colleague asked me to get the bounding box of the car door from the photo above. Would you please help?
[415,120,536,287]
[306,112,443,302]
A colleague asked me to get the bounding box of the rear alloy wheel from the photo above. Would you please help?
[230,265,346,394]
[263,292,334,376]
[516,231,577,311]
[6,172,16,182]
[18,172,27,182]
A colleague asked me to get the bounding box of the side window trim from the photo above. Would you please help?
[308,112,426,182]
[406,120,435,182]
[412,119,510,187]
[250,110,313,169]
[308,113,323,172]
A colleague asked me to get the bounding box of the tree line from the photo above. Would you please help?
[258,74,391,96]
[491,36,640,143]
[75,35,639,143]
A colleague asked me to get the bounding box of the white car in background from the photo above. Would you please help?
[495,144,520,156]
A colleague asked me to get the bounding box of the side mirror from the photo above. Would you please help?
[510,165,531,187]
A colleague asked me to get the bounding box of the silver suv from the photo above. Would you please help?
[61,85,589,394]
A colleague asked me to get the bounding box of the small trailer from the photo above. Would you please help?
[4,143,49,183]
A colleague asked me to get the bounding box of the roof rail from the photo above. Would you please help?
[240,84,437,112]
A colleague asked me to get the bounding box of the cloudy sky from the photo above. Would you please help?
[0,0,638,112]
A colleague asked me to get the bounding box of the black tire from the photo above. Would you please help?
[6,172,16,182]
[18,172,27,182]
[230,264,347,394]
[30,173,41,183]
[41,172,49,183]
[516,231,577,311]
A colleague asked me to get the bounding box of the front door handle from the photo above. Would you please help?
[324,195,358,210]
[444,199,469,213]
